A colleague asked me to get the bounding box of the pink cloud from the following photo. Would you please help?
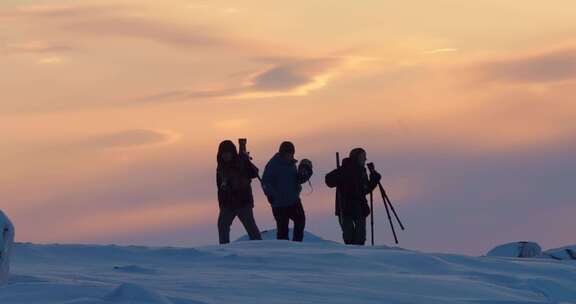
[0,2,257,51]
[137,57,355,102]
[473,48,576,84]
[1,41,76,54]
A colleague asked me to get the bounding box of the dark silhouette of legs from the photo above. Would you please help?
[341,216,355,244]
[237,206,262,241]
[272,207,290,240]
[217,208,236,244]
[289,202,306,242]
[354,217,367,245]
[341,216,367,245]
[273,202,305,241]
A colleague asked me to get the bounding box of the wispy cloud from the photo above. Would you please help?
[62,16,240,49]
[0,2,255,51]
[1,41,75,54]
[186,4,241,15]
[422,48,459,55]
[473,48,576,84]
[73,129,180,150]
[137,56,365,103]
[0,3,129,19]
[212,119,249,129]
[241,57,342,96]
[37,56,66,64]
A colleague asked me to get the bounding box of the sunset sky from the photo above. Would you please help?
[1,0,575,254]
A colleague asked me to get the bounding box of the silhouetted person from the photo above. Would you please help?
[262,141,313,242]
[325,148,381,245]
[216,140,262,244]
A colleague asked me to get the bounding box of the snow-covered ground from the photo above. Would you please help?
[0,211,15,285]
[2,234,576,304]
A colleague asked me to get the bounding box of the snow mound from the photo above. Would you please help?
[486,241,542,258]
[234,229,333,243]
[543,245,576,260]
[104,283,173,304]
[0,210,15,285]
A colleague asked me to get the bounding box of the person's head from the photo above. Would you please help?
[349,148,367,167]
[217,140,238,163]
[279,141,295,161]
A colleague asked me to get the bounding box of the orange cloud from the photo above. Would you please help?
[471,47,576,84]
[72,129,180,150]
[0,2,257,51]
[0,3,130,19]
[1,41,75,54]
[37,56,66,65]
[137,56,366,102]
[422,48,460,55]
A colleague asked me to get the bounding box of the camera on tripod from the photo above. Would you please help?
[366,162,375,172]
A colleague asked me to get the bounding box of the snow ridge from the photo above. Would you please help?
[2,239,575,304]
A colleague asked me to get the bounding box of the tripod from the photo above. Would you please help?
[368,162,405,245]
[369,191,374,246]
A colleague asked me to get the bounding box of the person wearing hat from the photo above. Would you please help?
[325,148,381,245]
[262,141,313,242]
[216,140,262,244]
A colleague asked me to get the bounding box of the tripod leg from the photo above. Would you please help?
[380,183,405,231]
[370,191,374,246]
[378,184,398,244]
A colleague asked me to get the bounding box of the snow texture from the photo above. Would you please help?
[486,241,542,258]
[104,283,173,304]
[0,210,15,285]
[2,232,576,303]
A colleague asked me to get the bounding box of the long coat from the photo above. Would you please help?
[325,158,380,218]
[216,155,259,210]
[262,153,311,207]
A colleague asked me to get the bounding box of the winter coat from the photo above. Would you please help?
[262,153,312,207]
[216,154,259,210]
[325,158,380,218]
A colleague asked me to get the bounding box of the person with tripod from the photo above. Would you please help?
[216,140,262,244]
[325,148,381,245]
[262,141,313,242]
